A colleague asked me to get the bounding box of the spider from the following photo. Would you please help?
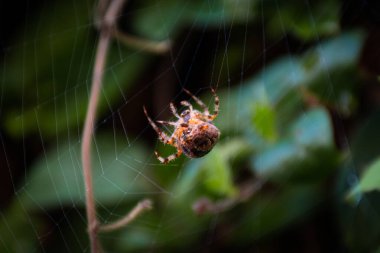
[143,88,220,164]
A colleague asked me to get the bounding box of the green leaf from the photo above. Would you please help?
[253,107,339,182]
[290,107,333,147]
[216,31,364,136]
[132,0,254,40]
[183,0,254,27]
[301,31,364,89]
[180,147,237,198]
[251,99,278,143]
[173,159,204,199]
[202,148,237,197]
[18,133,153,209]
[335,111,380,251]
[132,0,185,40]
[347,158,380,200]
[196,138,253,196]
[263,0,340,40]
[218,138,253,162]
[336,163,380,252]
[174,138,251,199]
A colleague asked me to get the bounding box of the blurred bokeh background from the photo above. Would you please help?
[1,0,380,252]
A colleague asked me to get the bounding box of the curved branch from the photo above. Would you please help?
[100,199,153,233]
[81,0,127,252]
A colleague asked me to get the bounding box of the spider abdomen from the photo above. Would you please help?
[179,122,220,158]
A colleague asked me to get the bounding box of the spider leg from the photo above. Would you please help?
[143,106,174,145]
[183,88,210,115]
[157,120,176,126]
[154,149,182,164]
[170,102,180,118]
[206,88,219,121]
[180,101,193,111]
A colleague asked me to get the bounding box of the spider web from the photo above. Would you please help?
[0,0,378,252]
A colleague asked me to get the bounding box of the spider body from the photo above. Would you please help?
[177,116,220,158]
[144,88,220,164]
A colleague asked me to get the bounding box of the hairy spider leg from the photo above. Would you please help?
[143,106,174,145]
[154,149,182,164]
[207,88,219,121]
[156,120,176,126]
[170,102,180,118]
[180,100,193,111]
[143,107,181,163]
[183,88,219,121]
[183,88,210,115]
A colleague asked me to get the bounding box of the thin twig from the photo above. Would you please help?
[83,0,166,251]
[192,180,264,215]
[81,29,110,253]
[112,30,172,54]
[99,199,153,233]
[94,0,171,54]
[81,0,127,252]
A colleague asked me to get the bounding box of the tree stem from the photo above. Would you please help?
[81,31,110,253]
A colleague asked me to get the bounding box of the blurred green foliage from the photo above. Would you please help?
[1,0,380,252]
[347,158,380,200]
[262,0,340,40]
[20,134,152,209]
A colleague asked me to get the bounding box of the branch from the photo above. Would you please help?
[95,0,171,54]
[99,199,153,233]
[81,0,128,252]
[83,0,168,251]
[192,180,263,215]
[112,30,172,54]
